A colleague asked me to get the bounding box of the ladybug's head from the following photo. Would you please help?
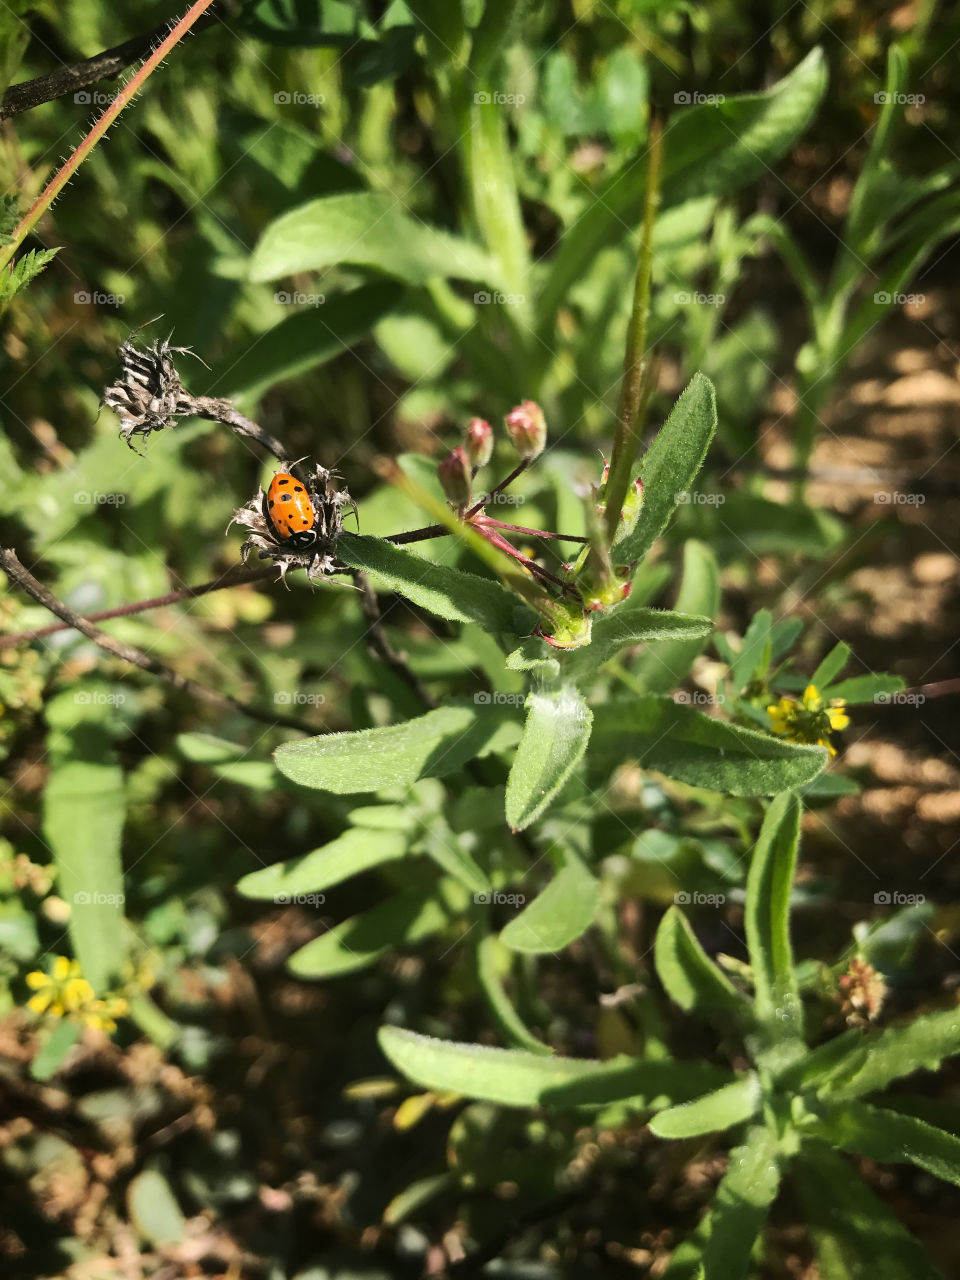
[284,527,320,550]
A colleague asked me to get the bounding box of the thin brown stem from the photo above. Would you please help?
[0,549,315,733]
[0,4,236,121]
[353,570,437,709]
[0,566,273,650]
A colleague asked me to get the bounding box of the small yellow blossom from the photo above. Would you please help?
[766,683,849,756]
[24,956,128,1032]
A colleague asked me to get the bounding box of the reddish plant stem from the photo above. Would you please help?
[1,566,274,650]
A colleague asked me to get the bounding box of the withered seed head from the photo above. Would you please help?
[101,332,202,452]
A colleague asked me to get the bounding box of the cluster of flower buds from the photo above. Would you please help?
[437,403,543,511]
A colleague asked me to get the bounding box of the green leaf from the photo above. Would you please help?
[654,906,751,1030]
[505,688,593,829]
[378,1026,732,1109]
[590,696,827,795]
[632,542,719,693]
[730,608,772,691]
[824,673,906,706]
[0,246,60,303]
[44,757,127,993]
[30,1020,82,1081]
[289,884,464,978]
[794,1142,946,1279]
[649,1075,761,1138]
[127,1170,186,1247]
[416,823,491,895]
[813,1099,960,1188]
[249,191,498,285]
[810,642,851,691]
[830,1005,960,1100]
[275,704,509,794]
[499,850,599,953]
[617,374,718,563]
[699,1126,781,1280]
[564,607,713,681]
[476,934,551,1054]
[219,282,403,399]
[236,829,409,899]
[338,533,530,632]
[744,794,802,1037]
[538,50,826,324]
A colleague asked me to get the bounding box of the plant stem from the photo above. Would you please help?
[0,566,274,650]
[0,0,217,271]
[602,121,664,545]
[0,548,317,733]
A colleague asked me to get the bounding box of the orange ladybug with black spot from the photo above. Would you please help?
[262,470,319,549]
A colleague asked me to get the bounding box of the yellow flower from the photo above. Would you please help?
[24,955,126,1032]
[766,683,849,756]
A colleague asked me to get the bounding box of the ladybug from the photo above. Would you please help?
[263,470,319,549]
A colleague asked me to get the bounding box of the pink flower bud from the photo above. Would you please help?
[504,400,546,460]
[464,417,493,467]
[438,446,472,508]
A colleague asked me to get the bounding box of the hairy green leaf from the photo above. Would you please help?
[499,850,599,952]
[505,688,593,829]
[744,793,802,1036]
[649,1075,761,1138]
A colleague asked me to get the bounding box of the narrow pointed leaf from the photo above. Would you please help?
[505,688,593,829]
[378,1026,732,1109]
[812,1099,960,1188]
[339,533,529,632]
[591,696,827,795]
[617,373,718,563]
[289,885,462,978]
[654,906,751,1030]
[830,1005,960,1099]
[650,1074,761,1139]
[236,829,409,899]
[699,1126,781,1280]
[476,934,551,1054]
[499,851,599,953]
[275,704,509,793]
[744,793,802,1034]
[564,607,713,680]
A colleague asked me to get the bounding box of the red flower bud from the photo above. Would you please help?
[438,446,472,508]
[464,417,493,467]
[504,400,546,460]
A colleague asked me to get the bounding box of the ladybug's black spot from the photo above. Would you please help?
[281,493,292,502]
[278,477,290,485]
[294,485,304,492]
[269,499,275,507]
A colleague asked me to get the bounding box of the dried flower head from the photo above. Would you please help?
[230,460,354,584]
[102,330,204,452]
